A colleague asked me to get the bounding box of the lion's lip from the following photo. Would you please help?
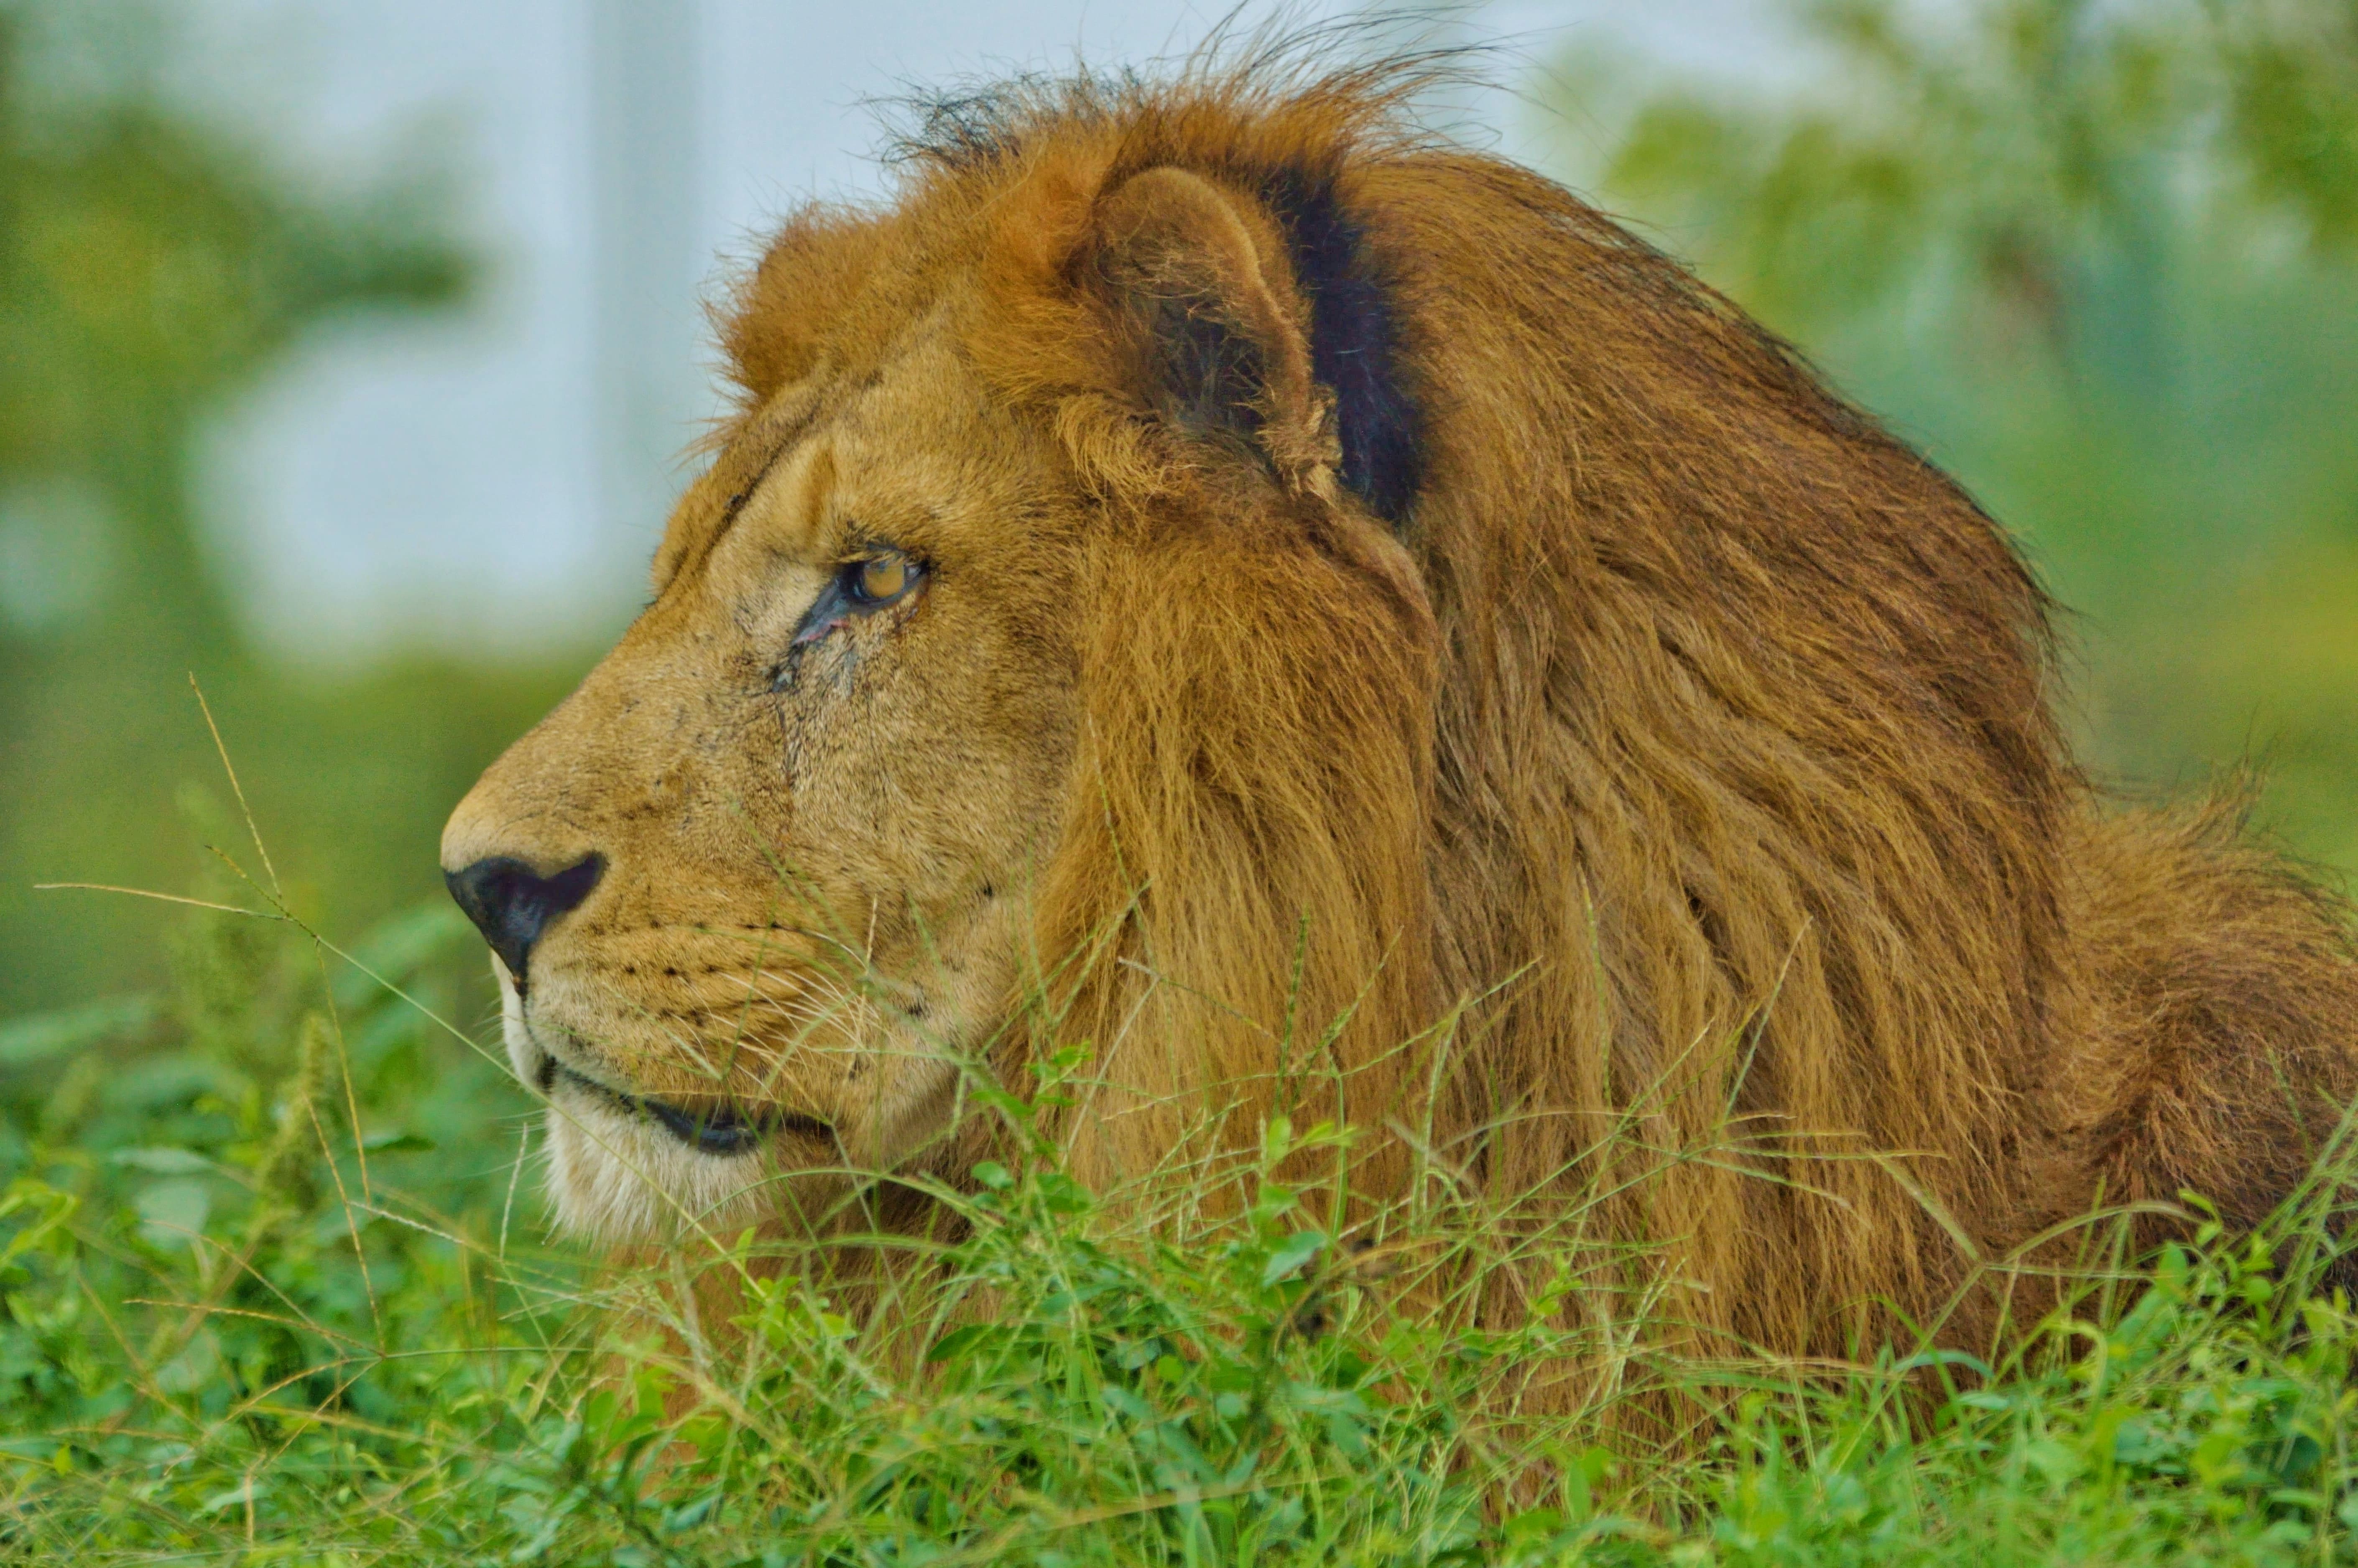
[540,1055,832,1158]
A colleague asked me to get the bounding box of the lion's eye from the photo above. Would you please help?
[853,551,915,604]
[787,546,926,655]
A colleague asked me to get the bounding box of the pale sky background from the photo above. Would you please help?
[157,0,1832,658]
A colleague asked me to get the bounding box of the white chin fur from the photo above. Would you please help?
[495,956,778,1247]
[541,1104,780,1246]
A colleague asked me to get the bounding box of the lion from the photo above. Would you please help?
[439,56,2358,1377]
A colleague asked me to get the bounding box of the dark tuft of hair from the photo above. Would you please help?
[880,69,1134,171]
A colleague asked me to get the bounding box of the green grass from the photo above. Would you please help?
[3,861,2357,1566]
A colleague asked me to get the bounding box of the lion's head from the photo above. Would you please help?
[445,58,2358,1362]
[441,66,1445,1244]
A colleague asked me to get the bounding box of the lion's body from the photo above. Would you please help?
[443,59,2358,1384]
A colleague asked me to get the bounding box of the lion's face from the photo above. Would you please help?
[441,320,1084,1239]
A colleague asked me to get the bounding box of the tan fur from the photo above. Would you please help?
[442,57,2358,1380]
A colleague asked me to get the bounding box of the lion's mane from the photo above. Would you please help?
[706,55,2358,1365]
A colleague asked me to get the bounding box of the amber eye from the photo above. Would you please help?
[850,550,917,604]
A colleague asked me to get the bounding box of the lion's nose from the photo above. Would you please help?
[444,853,605,984]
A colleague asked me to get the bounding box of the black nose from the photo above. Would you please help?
[444,854,605,984]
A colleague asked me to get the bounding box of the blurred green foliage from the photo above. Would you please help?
[1557,0,2358,872]
[0,0,587,1020]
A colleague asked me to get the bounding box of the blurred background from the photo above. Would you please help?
[2,0,2353,1076]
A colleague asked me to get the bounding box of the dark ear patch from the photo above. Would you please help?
[1088,163,1422,522]
[1091,166,1323,482]
[1263,169,1422,528]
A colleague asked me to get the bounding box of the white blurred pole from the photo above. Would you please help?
[589,0,706,558]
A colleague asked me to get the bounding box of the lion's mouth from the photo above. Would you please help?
[536,1054,833,1158]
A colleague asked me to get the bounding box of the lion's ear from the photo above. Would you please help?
[1089,166,1333,489]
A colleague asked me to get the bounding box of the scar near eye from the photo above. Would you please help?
[785,545,928,653]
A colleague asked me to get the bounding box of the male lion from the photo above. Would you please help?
[441,59,2358,1370]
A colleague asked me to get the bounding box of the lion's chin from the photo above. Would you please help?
[492,966,799,1244]
[490,959,967,1245]
[540,1105,803,1245]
